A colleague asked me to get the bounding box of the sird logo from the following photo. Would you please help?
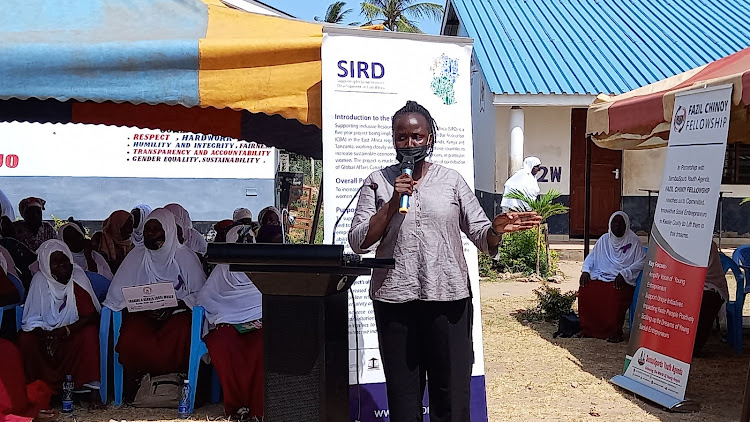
[336,60,385,79]
[0,154,19,168]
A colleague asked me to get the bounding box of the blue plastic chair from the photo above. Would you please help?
[628,247,648,329]
[99,307,112,404]
[0,274,25,329]
[723,253,747,354]
[104,306,220,409]
[188,306,222,412]
[629,271,644,330]
[85,272,111,304]
[733,244,750,269]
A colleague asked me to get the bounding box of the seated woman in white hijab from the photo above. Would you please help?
[104,208,206,381]
[130,204,152,247]
[17,240,101,397]
[500,157,542,212]
[579,211,646,342]
[165,203,208,256]
[198,225,263,420]
[57,222,113,280]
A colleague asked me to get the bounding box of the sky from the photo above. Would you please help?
[263,0,445,35]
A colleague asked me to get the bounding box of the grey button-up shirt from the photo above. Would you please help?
[348,163,497,303]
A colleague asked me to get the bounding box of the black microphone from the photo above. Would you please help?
[399,155,415,214]
[331,181,378,245]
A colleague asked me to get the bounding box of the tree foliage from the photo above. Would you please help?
[360,0,443,32]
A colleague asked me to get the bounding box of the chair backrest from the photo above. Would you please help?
[733,245,750,268]
[721,253,745,298]
[7,273,24,301]
[85,271,111,304]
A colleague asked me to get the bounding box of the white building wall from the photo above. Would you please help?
[469,56,496,193]
[493,106,572,195]
[623,148,750,199]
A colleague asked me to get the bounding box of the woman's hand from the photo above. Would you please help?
[492,212,542,234]
[392,173,415,199]
[614,274,627,290]
[148,308,172,321]
[579,272,591,287]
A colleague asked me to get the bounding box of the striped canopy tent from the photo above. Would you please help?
[0,0,369,159]
[587,46,750,149]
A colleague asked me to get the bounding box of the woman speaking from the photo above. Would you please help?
[349,101,540,421]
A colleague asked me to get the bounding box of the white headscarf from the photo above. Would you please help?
[165,203,208,256]
[22,240,100,331]
[0,245,17,278]
[57,222,114,280]
[257,206,282,227]
[131,204,152,246]
[104,208,206,311]
[500,156,542,211]
[198,228,262,326]
[582,211,646,285]
[0,189,15,221]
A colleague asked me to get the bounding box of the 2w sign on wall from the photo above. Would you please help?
[536,166,562,183]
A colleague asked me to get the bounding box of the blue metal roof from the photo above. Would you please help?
[448,0,750,95]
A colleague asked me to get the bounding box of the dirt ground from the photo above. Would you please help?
[56,249,747,421]
[481,250,747,421]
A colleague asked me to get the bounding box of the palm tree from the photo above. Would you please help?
[505,189,570,275]
[315,1,357,24]
[360,0,444,33]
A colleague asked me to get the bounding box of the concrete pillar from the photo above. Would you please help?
[509,106,525,176]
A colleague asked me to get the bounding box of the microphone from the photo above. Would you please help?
[331,181,378,245]
[399,155,415,214]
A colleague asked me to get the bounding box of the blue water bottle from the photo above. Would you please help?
[62,375,74,413]
[178,379,191,419]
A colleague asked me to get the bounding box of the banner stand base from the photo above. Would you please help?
[610,375,700,413]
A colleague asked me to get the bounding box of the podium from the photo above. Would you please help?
[207,243,393,422]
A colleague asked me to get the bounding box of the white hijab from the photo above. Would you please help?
[57,222,114,280]
[582,211,646,285]
[22,240,100,331]
[0,189,15,221]
[131,204,152,246]
[104,209,206,311]
[165,203,208,256]
[0,245,17,278]
[500,156,542,211]
[198,228,262,326]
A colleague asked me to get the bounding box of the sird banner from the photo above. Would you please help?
[612,85,732,409]
[321,29,488,421]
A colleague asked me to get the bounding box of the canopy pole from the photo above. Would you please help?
[742,361,750,422]
[584,135,592,258]
[309,178,323,244]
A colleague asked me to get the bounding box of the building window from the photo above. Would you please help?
[723,144,750,184]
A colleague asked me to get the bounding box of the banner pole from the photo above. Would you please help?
[584,135,592,258]
[309,177,323,244]
[741,361,750,422]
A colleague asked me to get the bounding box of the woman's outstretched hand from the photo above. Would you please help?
[492,212,542,234]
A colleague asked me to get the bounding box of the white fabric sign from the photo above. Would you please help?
[0,122,275,179]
